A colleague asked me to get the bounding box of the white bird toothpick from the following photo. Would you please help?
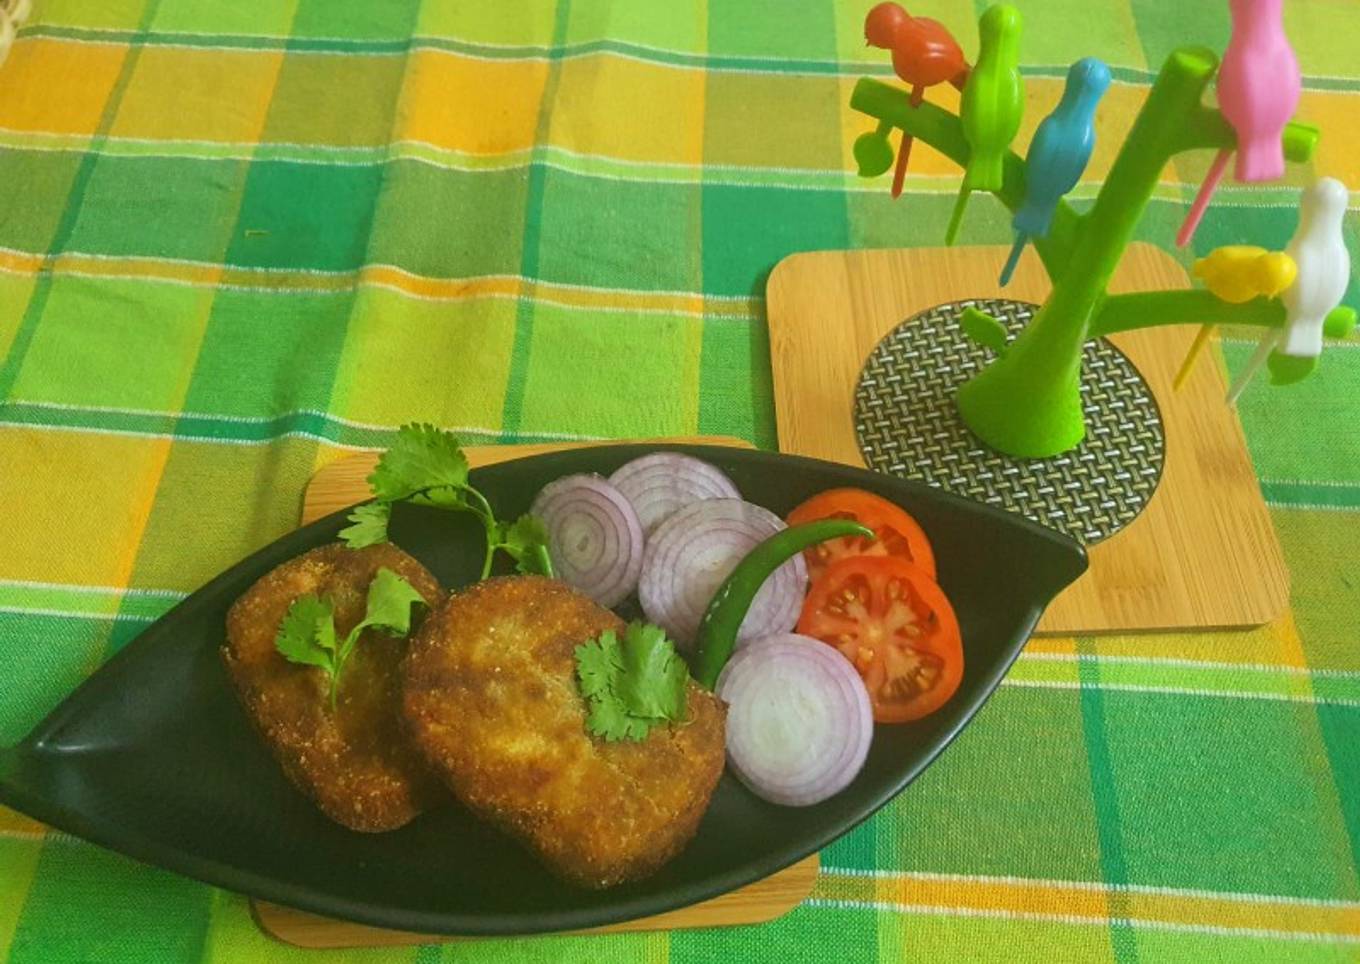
[0,11,13,69]
[6,0,30,28]
[1226,177,1351,405]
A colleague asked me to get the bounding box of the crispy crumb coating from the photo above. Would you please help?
[223,542,445,832]
[402,576,726,888]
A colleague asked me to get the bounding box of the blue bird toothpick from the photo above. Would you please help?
[999,57,1111,286]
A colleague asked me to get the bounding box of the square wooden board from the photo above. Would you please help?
[251,437,817,949]
[766,243,1290,635]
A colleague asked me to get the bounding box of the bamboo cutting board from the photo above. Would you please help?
[299,438,748,520]
[766,243,1290,634]
[252,436,818,949]
[253,855,820,950]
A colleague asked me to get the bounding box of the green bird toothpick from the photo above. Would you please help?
[947,3,1024,245]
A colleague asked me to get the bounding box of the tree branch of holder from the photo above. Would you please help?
[1173,105,1318,160]
[851,45,1324,458]
[1091,291,1356,340]
[850,77,1080,280]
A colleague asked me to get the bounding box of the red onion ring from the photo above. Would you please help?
[716,634,873,807]
[530,474,644,608]
[638,499,807,651]
[608,453,741,536]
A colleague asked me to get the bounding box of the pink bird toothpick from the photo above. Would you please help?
[1176,0,1300,248]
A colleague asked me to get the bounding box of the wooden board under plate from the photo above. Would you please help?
[253,853,819,950]
[766,243,1290,635]
[252,436,818,949]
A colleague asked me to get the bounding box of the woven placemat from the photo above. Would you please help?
[853,299,1166,544]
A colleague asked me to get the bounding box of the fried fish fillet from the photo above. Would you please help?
[224,542,445,832]
[402,576,726,888]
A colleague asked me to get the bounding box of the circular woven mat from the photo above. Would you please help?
[853,299,1165,545]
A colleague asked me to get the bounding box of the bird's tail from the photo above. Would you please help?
[1012,202,1051,242]
[1253,252,1298,299]
[1279,316,1324,358]
[963,151,1006,194]
[998,233,1028,287]
[1235,141,1285,184]
[945,188,971,245]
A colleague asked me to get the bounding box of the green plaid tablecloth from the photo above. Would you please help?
[1,1,1358,961]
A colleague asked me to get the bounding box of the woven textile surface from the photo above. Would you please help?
[1,2,1358,961]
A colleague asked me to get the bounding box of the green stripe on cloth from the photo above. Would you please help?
[1010,652,1360,707]
[0,129,1345,202]
[17,24,1360,91]
[200,891,419,964]
[111,0,424,656]
[499,0,572,441]
[673,901,875,964]
[9,842,210,963]
[1261,480,1360,510]
[1076,640,1137,962]
[0,610,112,746]
[0,1,160,403]
[1315,702,1360,892]
[697,0,848,450]
[0,580,180,620]
[0,839,44,963]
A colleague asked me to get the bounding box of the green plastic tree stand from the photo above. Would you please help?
[850,45,1347,459]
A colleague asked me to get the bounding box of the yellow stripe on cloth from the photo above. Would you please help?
[0,429,171,588]
[0,249,760,319]
[0,38,129,135]
[401,48,549,156]
[108,46,284,144]
[0,806,46,841]
[816,869,1360,942]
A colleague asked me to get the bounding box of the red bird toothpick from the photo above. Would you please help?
[865,2,971,199]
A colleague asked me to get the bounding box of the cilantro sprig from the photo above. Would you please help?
[574,622,690,742]
[275,567,426,709]
[338,423,554,580]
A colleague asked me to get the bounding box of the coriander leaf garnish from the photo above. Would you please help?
[586,691,650,743]
[615,622,690,719]
[348,423,554,580]
[497,514,554,576]
[368,423,469,502]
[574,622,690,742]
[359,566,427,634]
[575,628,622,699]
[339,502,391,550]
[275,595,337,670]
[275,567,426,710]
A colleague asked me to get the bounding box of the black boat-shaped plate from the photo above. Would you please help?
[0,445,1086,936]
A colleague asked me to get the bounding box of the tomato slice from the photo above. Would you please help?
[797,556,962,723]
[787,488,935,582]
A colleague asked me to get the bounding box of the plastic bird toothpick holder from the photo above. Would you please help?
[949,3,1024,245]
[1177,0,1300,247]
[864,3,969,199]
[1000,57,1111,286]
[850,0,1350,460]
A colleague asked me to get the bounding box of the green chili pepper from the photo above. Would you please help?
[693,519,875,690]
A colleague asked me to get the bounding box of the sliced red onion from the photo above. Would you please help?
[530,474,643,608]
[638,499,807,650]
[608,453,741,536]
[716,634,873,807]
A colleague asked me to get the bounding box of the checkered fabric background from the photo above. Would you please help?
[1,1,1358,961]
